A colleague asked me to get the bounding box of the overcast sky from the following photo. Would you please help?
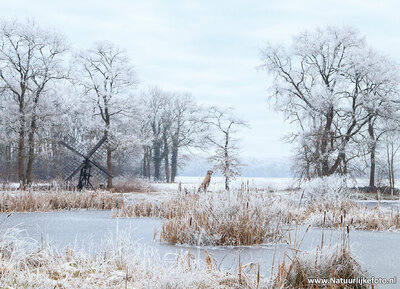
[1,0,399,159]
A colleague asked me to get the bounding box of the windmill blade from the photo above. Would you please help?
[59,135,113,188]
[66,163,85,181]
[91,169,107,182]
[85,135,107,159]
[59,140,86,159]
[88,159,113,178]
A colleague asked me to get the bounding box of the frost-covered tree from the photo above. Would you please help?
[0,19,68,185]
[384,131,400,193]
[75,41,137,188]
[370,116,400,192]
[346,49,399,187]
[138,87,168,181]
[169,93,201,182]
[138,87,202,182]
[204,107,246,191]
[135,99,153,179]
[260,26,400,180]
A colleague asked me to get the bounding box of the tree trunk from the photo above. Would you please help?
[170,138,179,183]
[153,141,162,180]
[26,104,38,185]
[5,144,11,182]
[368,121,376,188]
[224,133,230,191]
[390,159,395,193]
[142,146,148,178]
[107,147,113,189]
[18,110,25,188]
[343,157,348,175]
[387,141,395,192]
[164,157,170,182]
[142,146,152,179]
[391,153,395,189]
[104,111,113,189]
[26,130,36,185]
[146,146,151,179]
[321,107,334,176]
[369,146,376,188]
[162,127,170,183]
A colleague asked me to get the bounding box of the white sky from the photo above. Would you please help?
[1,0,399,159]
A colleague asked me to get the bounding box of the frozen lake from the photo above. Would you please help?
[1,210,399,287]
[356,199,400,210]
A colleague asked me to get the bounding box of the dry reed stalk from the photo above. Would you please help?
[0,191,124,212]
[152,190,293,246]
[271,227,370,289]
[112,177,155,193]
[0,227,259,288]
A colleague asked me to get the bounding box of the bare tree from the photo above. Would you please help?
[260,26,400,180]
[75,41,137,188]
[385,135,399,194]
[348,49,399,187]
[169,92,201,182]
[138,88,201,182]
[0,19,68,186]
[204,106,247,191]
[136,100,153,179]
[379,118,400,193]
[138,87,168,181]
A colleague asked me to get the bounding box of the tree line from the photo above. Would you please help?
[0,19,246,189]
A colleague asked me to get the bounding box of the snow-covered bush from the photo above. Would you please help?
[303,175,350,201]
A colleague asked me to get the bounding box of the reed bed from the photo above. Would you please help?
[115,196,183,219]
[272,246,369,288]
[0,227,263,289]
[271,229,370,289]
[116,190,303,222]
[158,191,292,246]
[117,190,296,245]
[112,177,155,193]
[306,200,400,231]
[115,175,400,246]
[0,191,124,212]
[301,193,400,230]
[115,187,400,249]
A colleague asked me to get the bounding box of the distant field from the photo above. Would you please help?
[152,176,397,193]
[151,176,298,192]
[1,176,397,192]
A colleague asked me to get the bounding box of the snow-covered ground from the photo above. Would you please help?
[146,176,400,193]
[1,176,398,192]
[153,176,299,192]
[0,177,297,192]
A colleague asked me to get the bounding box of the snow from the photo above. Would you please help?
[153,176,298,192]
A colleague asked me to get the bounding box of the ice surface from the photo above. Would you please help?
[1,210,398,286]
